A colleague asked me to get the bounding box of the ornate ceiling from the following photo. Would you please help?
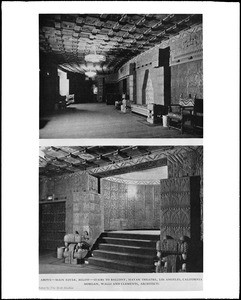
[39,14,202,74]
[39,146,174,178]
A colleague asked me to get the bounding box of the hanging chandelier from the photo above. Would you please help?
[85,53,106,63]
[85,70,97,78]
[85,46,106,64]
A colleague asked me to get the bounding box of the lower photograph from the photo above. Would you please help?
[39,145,203,282]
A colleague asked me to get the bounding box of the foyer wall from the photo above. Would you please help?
[115,24,203,105]
[171,59,203,103]
[167,146,203,239]
[101,179,161,230]
[39,172,103,246]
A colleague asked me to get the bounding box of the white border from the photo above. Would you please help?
[2,1,240,299]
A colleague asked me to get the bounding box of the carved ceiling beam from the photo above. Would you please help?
[88,150,169,178]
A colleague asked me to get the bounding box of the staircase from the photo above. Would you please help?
[88,231,159,273]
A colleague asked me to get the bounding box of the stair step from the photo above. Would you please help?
[90,232,158,273]
[93,250,155,264]
[88,257,155,273]
[103,232,159,241]
[98,243,156,255]
[100,237,157,248]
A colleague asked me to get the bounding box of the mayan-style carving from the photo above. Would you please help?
[118,63,130,80]
[104,175,161,185]
[145,76,154,105]
[102,183,110,198]
[102,178,111,190]
[102,179,161,230]
[167,146,203,179]
[118,184,127,219]
[170,25,202,65]
[160,176,201,241]
[161,192,190,208]
[160,207,191,226]
[166,148,203,243]
[155,235,190,273]
[62,233,90,264]
[89,151,167,176]
[161,176,190,193]
[88,175,98,193]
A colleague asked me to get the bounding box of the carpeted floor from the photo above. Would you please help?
[40,103,202,139]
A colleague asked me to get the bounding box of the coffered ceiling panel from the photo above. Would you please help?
[39,146,174,178]
[39,14,202,74]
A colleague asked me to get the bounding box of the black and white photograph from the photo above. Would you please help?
[39,13,203,139]
[39,146,203,281]
[2,1,239,299]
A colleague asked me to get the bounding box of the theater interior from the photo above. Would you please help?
[39,14,203,139]
[39,145,203,274]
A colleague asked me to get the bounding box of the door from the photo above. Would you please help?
[39,201,66,251]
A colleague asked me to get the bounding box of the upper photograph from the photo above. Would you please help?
[39,14,203,139]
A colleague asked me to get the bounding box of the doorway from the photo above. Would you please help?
[39,201,66,252]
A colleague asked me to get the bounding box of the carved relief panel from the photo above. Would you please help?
[170,25,203,66]
[88,174,98,194]
[160,176,201,241]
[102,179,161,231]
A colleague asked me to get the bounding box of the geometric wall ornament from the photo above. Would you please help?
[160,175,201,241]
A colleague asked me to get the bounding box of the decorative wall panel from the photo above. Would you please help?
[39,172,103,249]
[102,179,161,230]
[117,24,202,106]
[167,146,203,239]
[129,75,134,101]
[97,77,104,102]
[160,176,201,241]
[146,75,154,105]
[118,63,130,80]
[89,151,167,177]
[169,25,203,66]
[39,179,48,200]
[171,60,203,103]
[88,174,98,193]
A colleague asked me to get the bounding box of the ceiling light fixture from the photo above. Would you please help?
[85,70,97,78]
[85,46,106,63]
[85,53,106,63]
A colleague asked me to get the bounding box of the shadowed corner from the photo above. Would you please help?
[39,119,49,129]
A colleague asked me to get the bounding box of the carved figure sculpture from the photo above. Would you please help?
[155,235,189,273]
[62,232,90,264]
